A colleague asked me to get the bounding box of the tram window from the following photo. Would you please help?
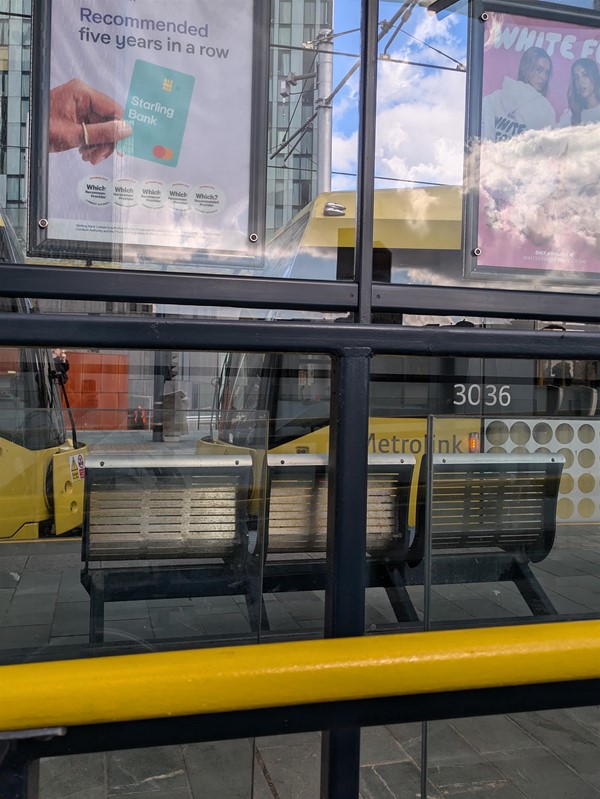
[273,354,331,441]
[0,348,25,440]
[221,353,266,414]
[0,347,65,449]
[336,247,391,282]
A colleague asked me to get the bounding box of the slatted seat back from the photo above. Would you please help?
[411,453,564,565]
[84,453,253,562]
[265,453,415,556]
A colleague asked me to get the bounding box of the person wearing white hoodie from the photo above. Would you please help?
[481,47,556,141]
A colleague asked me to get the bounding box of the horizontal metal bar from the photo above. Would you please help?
[3,264,600,324]
[0,264,356,312]
[16,678,600,759]
[373,282,600,324]
[1,621,600,732]
[2,312,600,359]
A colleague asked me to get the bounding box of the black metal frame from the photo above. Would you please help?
[3,311,600,358]
[6,264,600,323]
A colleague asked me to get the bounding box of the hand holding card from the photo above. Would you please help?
[49,79,132,164]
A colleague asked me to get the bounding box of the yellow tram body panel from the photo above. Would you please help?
[0,439,87,539]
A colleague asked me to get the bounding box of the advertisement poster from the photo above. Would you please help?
[35,0,255,259]
[468,10,600,278]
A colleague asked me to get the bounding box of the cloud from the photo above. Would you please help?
[330,7,468,189]
[331,65,466,188]
[470,123,600,252]
[375,66,466,185]
[332,129,358,173]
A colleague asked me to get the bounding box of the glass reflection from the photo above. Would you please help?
[0,346,269,663]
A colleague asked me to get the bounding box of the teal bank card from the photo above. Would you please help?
[117,60,195,168]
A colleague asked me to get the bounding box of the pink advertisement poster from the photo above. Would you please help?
[472,11,600,278]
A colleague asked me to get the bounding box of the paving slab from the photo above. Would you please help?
[370,759,441,799]
[490,748,600,799]
[509,709,600,785]
[565,706,600,734]
[192,595,247,614]
[404,721,482,766]
[149,606,206,638]
[103,617,156,644]
[257,739,320,799]
[427,760,512,794]
[360,727,412,767]
[359,766,397,799]
[182,740,255,799]
[427,597,475,622]
[39,753,106,799]
[107,745,190,797]
[447,596,524,620]
[0,622,51,650]
[14,571,61,596]
[533,559,590,578]
[51,600,90,637]
[450,715,542,755]
[198,611,252,636]
[104,600,150,621]
[0,554,28,571]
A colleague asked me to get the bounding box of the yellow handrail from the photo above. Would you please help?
[2,620,600,732]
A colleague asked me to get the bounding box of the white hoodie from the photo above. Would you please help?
[559,103,600,127]
[481,77,556,141]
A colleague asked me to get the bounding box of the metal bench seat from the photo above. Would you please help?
[81,450,565,640]
[411,453,564,563]
[84,453,252,562]
[82,453,254,642]
[397,453,566,620]
[265,453,415,557]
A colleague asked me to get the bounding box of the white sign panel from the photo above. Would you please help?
[43,0,254,256]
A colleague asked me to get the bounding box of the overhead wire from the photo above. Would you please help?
[271,0,417,161]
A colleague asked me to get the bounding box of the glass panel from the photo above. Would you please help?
[0,344,268,663]
[427,346,600,626]
[218,351,332,638]
[2,0,600,287]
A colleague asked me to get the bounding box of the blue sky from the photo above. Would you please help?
[326,0,598,191]
[327,0,469,191]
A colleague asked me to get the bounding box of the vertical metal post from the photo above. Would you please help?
[321,348,371,799]
[152,349,165,442]
[354,0,379,324]
[316,28,334,194]
[0,743,39,799]
[420,415,435,799]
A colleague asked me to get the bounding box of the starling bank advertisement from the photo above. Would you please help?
[32,0,256,259]
[466,8,600,281]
